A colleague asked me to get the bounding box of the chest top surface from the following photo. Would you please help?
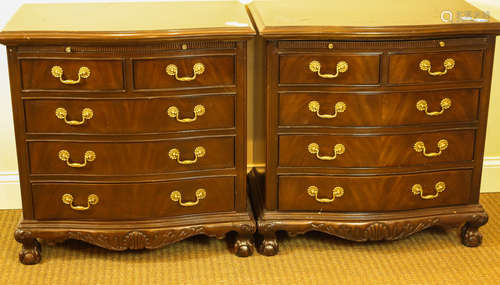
[248,0,500,38]
[0,1,255,44]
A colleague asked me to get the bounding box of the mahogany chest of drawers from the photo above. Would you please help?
[0,2,256,264]
[248,0,500,255]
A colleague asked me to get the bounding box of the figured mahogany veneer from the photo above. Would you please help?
[278,170,472,212]
[279,89,479,127]
[278,130,474,168]
[279,53,381,85]
[32,177,235,220]
[20,59,125,91]
[24,95,235,134]
[133,55,235,90]
[28,136,235,175]
[248,0,500,256]
[388,50,484,84]
[0,1,256,264]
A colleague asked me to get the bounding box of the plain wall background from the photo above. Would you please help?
[0,0,499,209]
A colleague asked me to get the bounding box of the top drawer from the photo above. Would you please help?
[388,50,484,84]
[279,53,381,85]
[20,59,124,91]
[133,55,235,90]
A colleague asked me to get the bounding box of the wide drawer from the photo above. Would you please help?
[24,95,234,134]
[278,170,472,211]
[28,137,234,175]
[32,177,234,220]
[279,89,479,127]
[279,53,380,85]
[133,55,235,89]
[388,50,483,84]
[20,59,124,91]
[279,130,474,168]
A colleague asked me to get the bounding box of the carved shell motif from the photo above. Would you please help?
[123,231,147,250]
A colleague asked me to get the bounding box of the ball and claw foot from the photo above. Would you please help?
[258,236,279,256]
[461,224,483,247]
[19,239,41,265]
[234,235,254,257]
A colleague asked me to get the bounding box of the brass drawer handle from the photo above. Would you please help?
[412,182,446,200]
[170,188,206,207]
[166,63,205,81]
[307,185,344,203]
[168,146,206,165]
[419,58,455,76]
[51,66,90,85]
[308,101,346,119]
[416,98,451,116]
[413,139,448,157]
[167,104,205,123]
[309,60,348,79]
[58,150,96,168]
[55,107,93,126]
[308,143,345,161]
[62,193,99,211]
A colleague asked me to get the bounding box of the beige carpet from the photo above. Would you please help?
[2,194,500,285]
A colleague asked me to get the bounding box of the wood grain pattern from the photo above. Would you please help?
[0,1,255,262]
[133,55,235,90]
[248,0,500,39]
[278,170,472,211]
[28,136,235,175]
[20,59,124,91]
[279,89,479,127]
[32,176,235,220]
[388,50,484,84]
[255,32,497,254]
[24,95,235,134]
[279,53,381,85]
[278,130,475,168]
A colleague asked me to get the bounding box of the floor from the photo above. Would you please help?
[1,194,500,285]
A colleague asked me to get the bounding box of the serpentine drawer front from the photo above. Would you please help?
[0,2,256,264]
[32,177,235,220]
[248,0,500,256]
[278,130,474,168]
[28,137,235,175]
[133,55,235,89]
[278,170,472,212]
[388,50,484,84]
[20,59,125,91]
[278,89,479,127]
[279,53,381,85]
[24,95,235,133]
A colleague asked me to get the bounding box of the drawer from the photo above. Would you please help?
[278,170,472,212]
[24,95,234,134]
[388,51,483,84]
[278,130,474,168]
[32,177,234,220]
[20,59,124,91]
[133,55,235,89]
[28,137,234,175]
[279,53,380,85]
[279,89,479,127]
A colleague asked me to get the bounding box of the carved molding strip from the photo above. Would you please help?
[309,219,439,241]
[15,221,256,252]
[259,218,445,242]
[277,37,487,50]
[67,227,207,250]
[17,41,237,54]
